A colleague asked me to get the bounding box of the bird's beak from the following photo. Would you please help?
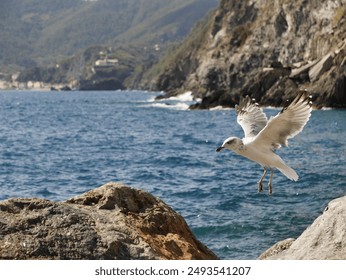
[216,146,223,152]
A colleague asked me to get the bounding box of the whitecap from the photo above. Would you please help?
[167,91,194,102]
[321,107,333,111]
[210,106,232,111]
[141,91,201,110]
[141,102,190,110]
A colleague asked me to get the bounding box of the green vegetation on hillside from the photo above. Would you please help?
[0,0,219,70]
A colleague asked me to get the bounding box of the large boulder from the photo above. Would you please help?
[0,182,218,260]
[259,196,346,260]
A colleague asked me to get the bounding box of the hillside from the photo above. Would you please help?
[150,0,346,108]
[0,0,219,70]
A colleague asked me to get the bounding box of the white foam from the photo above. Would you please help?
[167,91,194,102]
[142,102,190,110]
[163,91,202,102]
[210,106,232,111]
[142,91,202,110]
[146,96,157,102]
[321,107,333,111]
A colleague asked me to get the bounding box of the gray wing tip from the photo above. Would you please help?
[296,90,313,106]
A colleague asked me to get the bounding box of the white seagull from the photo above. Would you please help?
[216,91,312,194]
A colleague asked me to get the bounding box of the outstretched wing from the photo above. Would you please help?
[253,91,312,150]
[236,95,268,138]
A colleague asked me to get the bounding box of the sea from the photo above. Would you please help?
[0,90,345,260]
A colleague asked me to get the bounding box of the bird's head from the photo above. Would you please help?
[216,137,242,152]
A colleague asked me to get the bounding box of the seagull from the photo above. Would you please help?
[216,91,312,194]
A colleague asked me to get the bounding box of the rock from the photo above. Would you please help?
[289,59,319,79]
[259,196,346,260]
[59,85,72,91]
[258,238,295,260]
[0,182,218,260]
[309,52,334,82]
[79,77,125,91]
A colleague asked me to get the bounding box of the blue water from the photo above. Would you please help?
[0,90,345,259]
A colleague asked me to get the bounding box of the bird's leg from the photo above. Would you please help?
[258,168,267,192]
[268,169,274,195]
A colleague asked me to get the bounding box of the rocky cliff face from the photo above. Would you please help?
[0,182,218,260]
[153,0,346,109]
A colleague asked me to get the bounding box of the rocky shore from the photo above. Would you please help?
[0,182,345,260]
[0,182,217,260]
[259,196,346,260]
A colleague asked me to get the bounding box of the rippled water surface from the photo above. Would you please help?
[0,90,345,259]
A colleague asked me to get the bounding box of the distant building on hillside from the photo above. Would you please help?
[94,58,119,67]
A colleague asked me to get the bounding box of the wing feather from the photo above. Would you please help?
[236,96,268,138]
[253,91,312,150]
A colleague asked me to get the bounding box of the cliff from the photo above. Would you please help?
[259,196,346,260]
[152,0,346,109]
[0,182,218,260]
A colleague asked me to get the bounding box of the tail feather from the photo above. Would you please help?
[277,163,299,181]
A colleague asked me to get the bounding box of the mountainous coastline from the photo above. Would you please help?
[0,0,218,67]
[150,0,346,109]
[0,0,218,90]
[1,0,345,109]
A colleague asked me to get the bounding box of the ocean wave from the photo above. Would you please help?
[141,91,201,110]
[165,91,201,102]
[210,106,232,111]
[142,102,190,110]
